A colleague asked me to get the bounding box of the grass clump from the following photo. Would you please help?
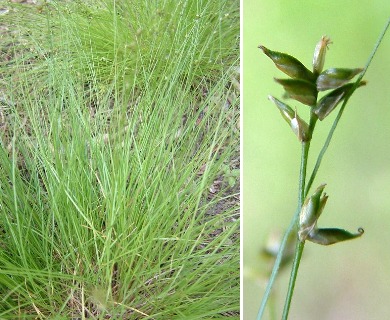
[0,0,239,318]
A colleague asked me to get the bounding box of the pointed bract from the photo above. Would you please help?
[307,227,364,245]
[268,96,310,142]
[259,45,316,82]
[268,95,295,121]
[316,68,363,91]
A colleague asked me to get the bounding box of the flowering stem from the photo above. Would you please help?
[281,121,313,319]
[298,141,310,207]
[257,128,313,320]
[282,239,305,319]
[257,18,390,319]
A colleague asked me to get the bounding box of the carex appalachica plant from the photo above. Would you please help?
[258,36,366,319]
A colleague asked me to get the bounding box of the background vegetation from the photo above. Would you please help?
[244,1,390,319]
[0,0,239,318]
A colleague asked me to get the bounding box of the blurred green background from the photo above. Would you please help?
[243,1,390,319]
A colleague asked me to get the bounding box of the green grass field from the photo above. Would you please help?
[0,1,239,318]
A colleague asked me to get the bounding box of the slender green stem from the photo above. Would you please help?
[298,113,317,205]
[256,210,298,320]
[257,139,312,320]
[298,142,310,207]
[268,289,277,320]
[281,240,305,319]
[280,135,312,319]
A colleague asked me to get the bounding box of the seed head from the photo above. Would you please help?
[312,36,332,75]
